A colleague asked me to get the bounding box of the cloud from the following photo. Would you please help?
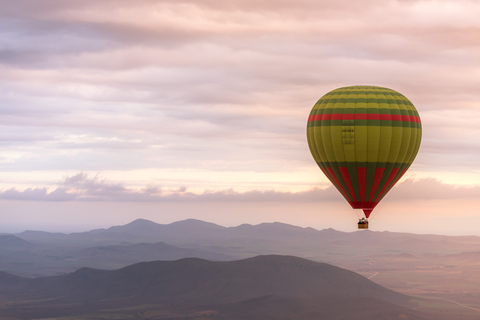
[0,187,74,201]
[0,173,478,203]
[390,178,480,200]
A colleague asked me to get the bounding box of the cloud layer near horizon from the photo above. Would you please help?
[0,173,477,203]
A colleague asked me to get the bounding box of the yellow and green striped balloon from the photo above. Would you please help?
[306,86,422,218]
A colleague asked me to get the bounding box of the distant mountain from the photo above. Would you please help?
[105,218,224,235]
[8,218,480,277]
[0,235,34,250]
[18,219,480,255]
[0,255,433,320]
[16,218,336,247]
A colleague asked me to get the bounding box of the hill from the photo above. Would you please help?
[0,255,435,320]
[17,219,480,256]
[7,218,480,277]
[0,234,34,249]
[75,241,232,269]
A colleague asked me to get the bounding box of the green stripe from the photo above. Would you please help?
[365,162,377,202]
[323,88,408,98]
[347,161,360,202]
[314,97,414,106]
[372,162,395,201]
[327,162,354,202]
[307,120,421,128]
[310,108,419,117]
[319,161,413,168]
[324,90,407,97]
[376,163,411,202]
[317,162,344,199]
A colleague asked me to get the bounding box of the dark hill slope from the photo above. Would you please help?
[0,256,449,320]
[1,255,410,307]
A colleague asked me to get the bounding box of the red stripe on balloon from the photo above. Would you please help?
[368,167,385,202]
[349,201,378,209]
[377,167,408,202]
[325,167,350,200]
[339,167,357,202]
[357,167,367,202]
[375,168,400,201]
[348,201,378,218]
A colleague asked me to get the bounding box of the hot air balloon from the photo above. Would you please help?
[306,86,421,229]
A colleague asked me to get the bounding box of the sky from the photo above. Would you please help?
[1,0,480,235]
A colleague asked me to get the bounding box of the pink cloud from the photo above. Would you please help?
[0,174,477,203]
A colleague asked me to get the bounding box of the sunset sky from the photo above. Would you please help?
[1,0,480,235]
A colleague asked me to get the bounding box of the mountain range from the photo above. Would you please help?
[3,218,480,277]
[2,219,480,319]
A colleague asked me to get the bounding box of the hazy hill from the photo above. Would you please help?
[18,218,480,256]
[0,239,233,277]
[3,220,480,318]
[16,219,340,248]
[6,218,480,277]
[17,219,480,252]
[0,235,34,249]
[0,255,434,320]
[75,241,233,269]
[435,251,480,266]
[17,229,141,246]
[100,218,225,237]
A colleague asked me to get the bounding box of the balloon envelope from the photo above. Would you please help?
[306,86,422,218]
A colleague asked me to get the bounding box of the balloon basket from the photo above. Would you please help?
[358,223,368,229]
